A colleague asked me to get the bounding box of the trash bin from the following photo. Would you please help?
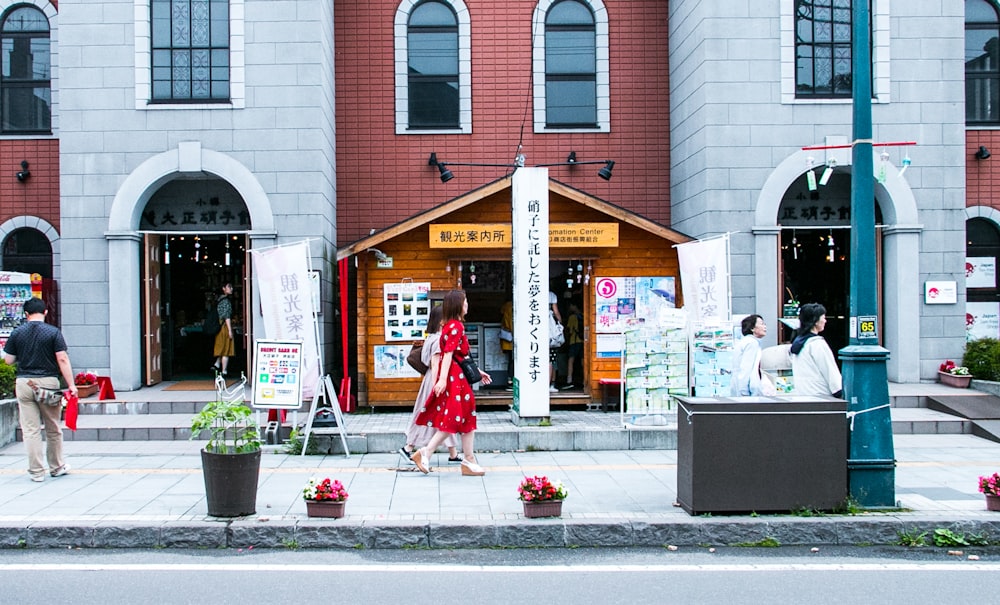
[675,395,847,515]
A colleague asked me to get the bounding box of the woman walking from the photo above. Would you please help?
[399,306,460,464]
[210,282,235,377]
[789,303,843,398]
[411,290,491,476]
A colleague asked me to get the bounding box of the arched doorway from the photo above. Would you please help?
[777,169,884,356]
[2,227,52,277]
[140,177,251,381]
[106,142,276,390]
[754,147,922,383]
[966,215,1000,340]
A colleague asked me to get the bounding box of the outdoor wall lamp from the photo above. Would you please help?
[15,160,30,182]
[976,146,991,160]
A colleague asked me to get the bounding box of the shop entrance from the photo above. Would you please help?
[457,259,588,392]
[142,233,249,383]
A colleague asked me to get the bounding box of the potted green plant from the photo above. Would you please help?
[302,477,349,518]
[979,472,1000,512]
[517,475,568,518]
[938,360,972,388]
[189,382,261,517]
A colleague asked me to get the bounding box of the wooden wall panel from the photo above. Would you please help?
[356,193,684,407]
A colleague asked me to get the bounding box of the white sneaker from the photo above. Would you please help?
[549,385,558,393]
[30,474,44,483]
[51,465,70,477]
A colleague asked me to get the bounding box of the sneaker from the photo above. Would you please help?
[30,474,44,483]
[559,384,575,390]
[447,456,463,464]
[50,465,70,477]
[549,385,558,393]
[398,447,414,464]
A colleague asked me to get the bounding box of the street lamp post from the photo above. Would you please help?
[840,0,896,507]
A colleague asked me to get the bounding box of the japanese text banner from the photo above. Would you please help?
[677,235,730,322]
[251,242,320,400]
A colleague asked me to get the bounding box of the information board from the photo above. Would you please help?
[251,339,304,409]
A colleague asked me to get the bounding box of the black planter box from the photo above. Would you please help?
[675,396,847,515]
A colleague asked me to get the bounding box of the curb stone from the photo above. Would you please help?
[0,517,999,549]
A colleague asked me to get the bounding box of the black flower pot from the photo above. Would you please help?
[201,449,261,517]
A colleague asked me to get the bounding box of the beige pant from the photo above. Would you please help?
[15,376,65,479]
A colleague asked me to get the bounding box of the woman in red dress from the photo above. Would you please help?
[411,290,492,476]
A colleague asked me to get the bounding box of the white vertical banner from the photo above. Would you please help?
[676,235,731,322]
[250,241,320,400]
[512,167,550,418]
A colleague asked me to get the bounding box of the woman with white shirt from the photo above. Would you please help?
[730,314,767,396]
[789,303,843,398]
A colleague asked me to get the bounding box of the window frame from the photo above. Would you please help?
[780,0,889,105]
[135,0,244,109]
[533,0,609,133]
[0,3,51,135]
[966,0,1000,125]
[395,0,472,135]
[149,0,231,104]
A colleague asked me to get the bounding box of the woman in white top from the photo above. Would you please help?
[398,306,459,464]
[730,314,767,396]
[789,303,843,398]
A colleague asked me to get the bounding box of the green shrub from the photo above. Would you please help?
[962,338,1000,381]
[0,361,14,399]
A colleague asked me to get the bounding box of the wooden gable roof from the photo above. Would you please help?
[336,176,692,261]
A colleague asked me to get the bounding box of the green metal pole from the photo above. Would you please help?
[841,0,895,507]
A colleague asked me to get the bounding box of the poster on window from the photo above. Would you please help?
[966,257,996,289]
[966,302,1000,341]
[595,277,676,334]
[383,282,431,342]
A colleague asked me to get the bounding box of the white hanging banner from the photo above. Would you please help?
[511,167,550,418]
[250,241,320,400]
[676,235,731,322]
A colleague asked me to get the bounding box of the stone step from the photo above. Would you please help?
[18,406,972,450]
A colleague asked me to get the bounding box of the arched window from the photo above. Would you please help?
[533,0,608,132]
[0,5,50,133]
[1,227,52,277]
[407,1,459,128]
[967,0,1000,124]
[544,0,596,127]
[967,217,1000,303]
[395,0,470,133]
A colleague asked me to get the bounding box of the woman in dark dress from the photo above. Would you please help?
[411,290,492,476]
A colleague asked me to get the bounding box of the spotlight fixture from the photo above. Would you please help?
[976,145,991,160]
[427,152,454,182]
[598,160,615,180]
[15,160,30,182]
[427,152,616,181]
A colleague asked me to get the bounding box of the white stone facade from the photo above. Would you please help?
[57,0,336,389]
[669,0,967,381]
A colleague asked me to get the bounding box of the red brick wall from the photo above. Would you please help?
[334,1,670,246]
[0,139,60,231]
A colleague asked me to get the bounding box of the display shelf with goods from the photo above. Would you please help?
[690,321,737,397]
[0,272,40,351]
[620,309,689,427]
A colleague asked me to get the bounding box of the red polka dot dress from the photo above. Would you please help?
[414,319,477,434]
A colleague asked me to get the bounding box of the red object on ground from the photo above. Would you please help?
[96,376,116,400]
[64,392,79,431]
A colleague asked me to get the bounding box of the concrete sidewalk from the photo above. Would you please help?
[1,433,999,549]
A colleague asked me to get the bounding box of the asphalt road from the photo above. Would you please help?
[2,546,997,604]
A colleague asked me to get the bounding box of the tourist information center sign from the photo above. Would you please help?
[428,223,618,248]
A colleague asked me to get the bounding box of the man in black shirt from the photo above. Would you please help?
[3,298,78,482]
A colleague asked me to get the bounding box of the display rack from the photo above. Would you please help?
[0,271,38,351]
[619,308,688,426]
[689,320,736,397]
